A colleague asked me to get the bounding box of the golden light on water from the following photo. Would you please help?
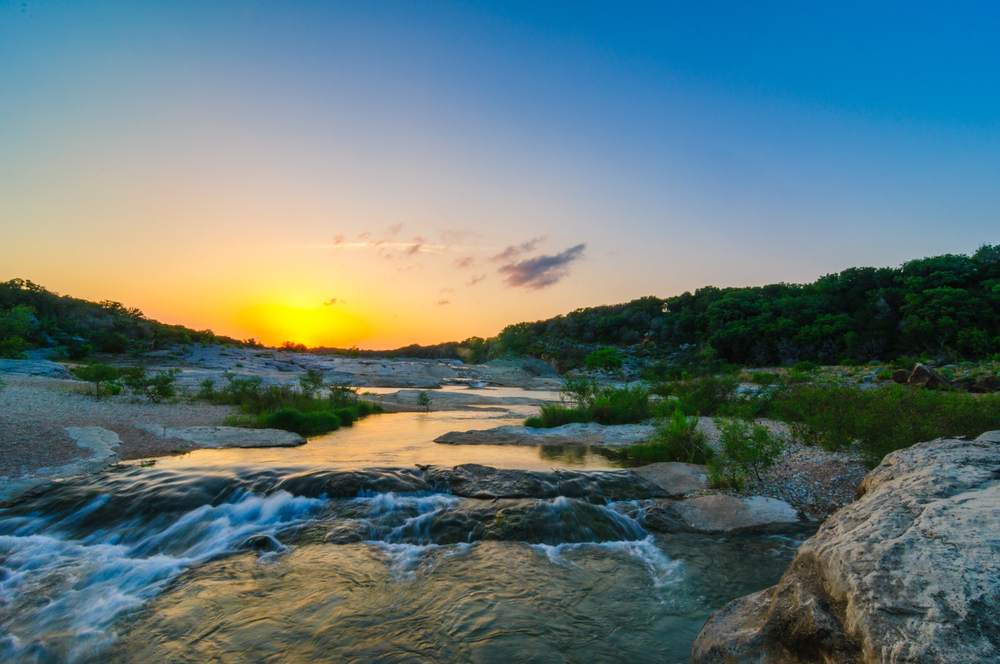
[237,304,373,348]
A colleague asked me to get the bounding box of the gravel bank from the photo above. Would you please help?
[0,375,235,477]
[693,417,869,519]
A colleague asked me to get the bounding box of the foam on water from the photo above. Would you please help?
[0,490,326,662]
[530,535,684,587]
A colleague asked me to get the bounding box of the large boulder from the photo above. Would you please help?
[690,434,1000,663]
[632,462,709,497]
[970,375,1000,394]
[0,359,75,379]
[890,369,910,384]
[907,363,949,390]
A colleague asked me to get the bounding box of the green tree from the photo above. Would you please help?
[74,363,120,397]
[416,391,432,411]
[299,368,325,397]
[710,418,786,488]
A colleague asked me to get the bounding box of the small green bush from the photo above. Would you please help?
[525,382,652,427]
[299,368,325,397]
[120,366,180,403]
[66,343,92,360]
[74,363,120,397]
[262,408,341,435]
[585,348,623,372]
[628,409,714,465]
[653,376,737,416]
[750,372,776,386]
[416,391,432,411]
[709,418,786,489]
[793,361,818,373]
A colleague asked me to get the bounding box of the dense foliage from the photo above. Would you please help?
[489,244,1000,366]
[0,278,258,358]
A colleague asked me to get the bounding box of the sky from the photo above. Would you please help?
[2,1,998,348]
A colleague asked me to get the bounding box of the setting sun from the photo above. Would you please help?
[236,303,372,348]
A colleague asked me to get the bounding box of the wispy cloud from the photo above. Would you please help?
[437,299,450,305]
[454,256,475,269]
[466,274,487,286]
[323,298,344,306]
[498,244,586,290]
[490,236,547,262]
[332,235,345,245]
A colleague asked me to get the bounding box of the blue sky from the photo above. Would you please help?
[2,1,998,346]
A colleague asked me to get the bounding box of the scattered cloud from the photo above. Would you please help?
[386,222,404,237]
[498,244,586,290]
[466,274,487,286]
[332,235,345,245]
[454,256,475,269]
[490,236,547,262]
[440,287,457,293]
[437,299,450,305]
[323,298,344,306]
[404,238,425,256]
[357,232,371,240]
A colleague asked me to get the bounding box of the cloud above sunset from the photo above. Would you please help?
[497,244,586,290]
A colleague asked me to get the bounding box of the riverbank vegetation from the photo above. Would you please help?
[524,379,659,427]
[201,370,383,436]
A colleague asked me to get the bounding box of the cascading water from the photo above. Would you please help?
[0,464,809,663]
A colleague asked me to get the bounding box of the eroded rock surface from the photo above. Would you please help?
[434,422,655,447]
[632,462,708,496]
[691,434,1000,664]
[0,359,75,379]
[644,495,801,534]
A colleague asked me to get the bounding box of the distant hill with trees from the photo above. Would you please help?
[0,279,257,360]
[3,244,998,367]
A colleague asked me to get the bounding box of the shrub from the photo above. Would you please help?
[66,343,92,360]
[750,372,776,386]
[628,409,714,465]
[262,408,341,435]
[793,361,818,373]
[74,363,120,397]
[767,384,1000,466]
[198,378,216,399]
[120,366,180,403]
[585,348,623,372]
[0,335,27,359]
[299,369,325,397]
[416,391,432,411]
[525,382,652,427]
[93,331,130,353]
[653,376,737,416]
[708,418,786,490]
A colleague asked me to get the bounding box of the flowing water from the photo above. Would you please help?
[0,389,810,663]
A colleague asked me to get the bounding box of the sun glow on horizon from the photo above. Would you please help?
[236,303,373,348]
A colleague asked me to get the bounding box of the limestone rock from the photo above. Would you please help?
[434,422,655,448]
[631,462,708,497]
[890,368,910,384]
[970,375,1000,394]
[907,363,948,389]
[691,435,1000,664]
[141,425,305,448]
[0,359,75,379]
[644,495,801,534]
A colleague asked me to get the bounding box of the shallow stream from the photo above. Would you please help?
[0,388,807,663]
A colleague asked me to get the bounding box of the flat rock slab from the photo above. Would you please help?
[142,425,306,448]
[375,390,549,412]
[692,434,1000,664]
[632,462,708,496]
[0,359,75,379]
[0,426,121,505]
[645,494,801,534]
[435,422,655,448]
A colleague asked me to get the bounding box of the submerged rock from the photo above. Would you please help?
[434,422,655,448]
[141,425,305,448]
[644,495,802,534]
[691,433,1000,664]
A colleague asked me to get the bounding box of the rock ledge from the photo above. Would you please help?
[691,433,1000,664]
